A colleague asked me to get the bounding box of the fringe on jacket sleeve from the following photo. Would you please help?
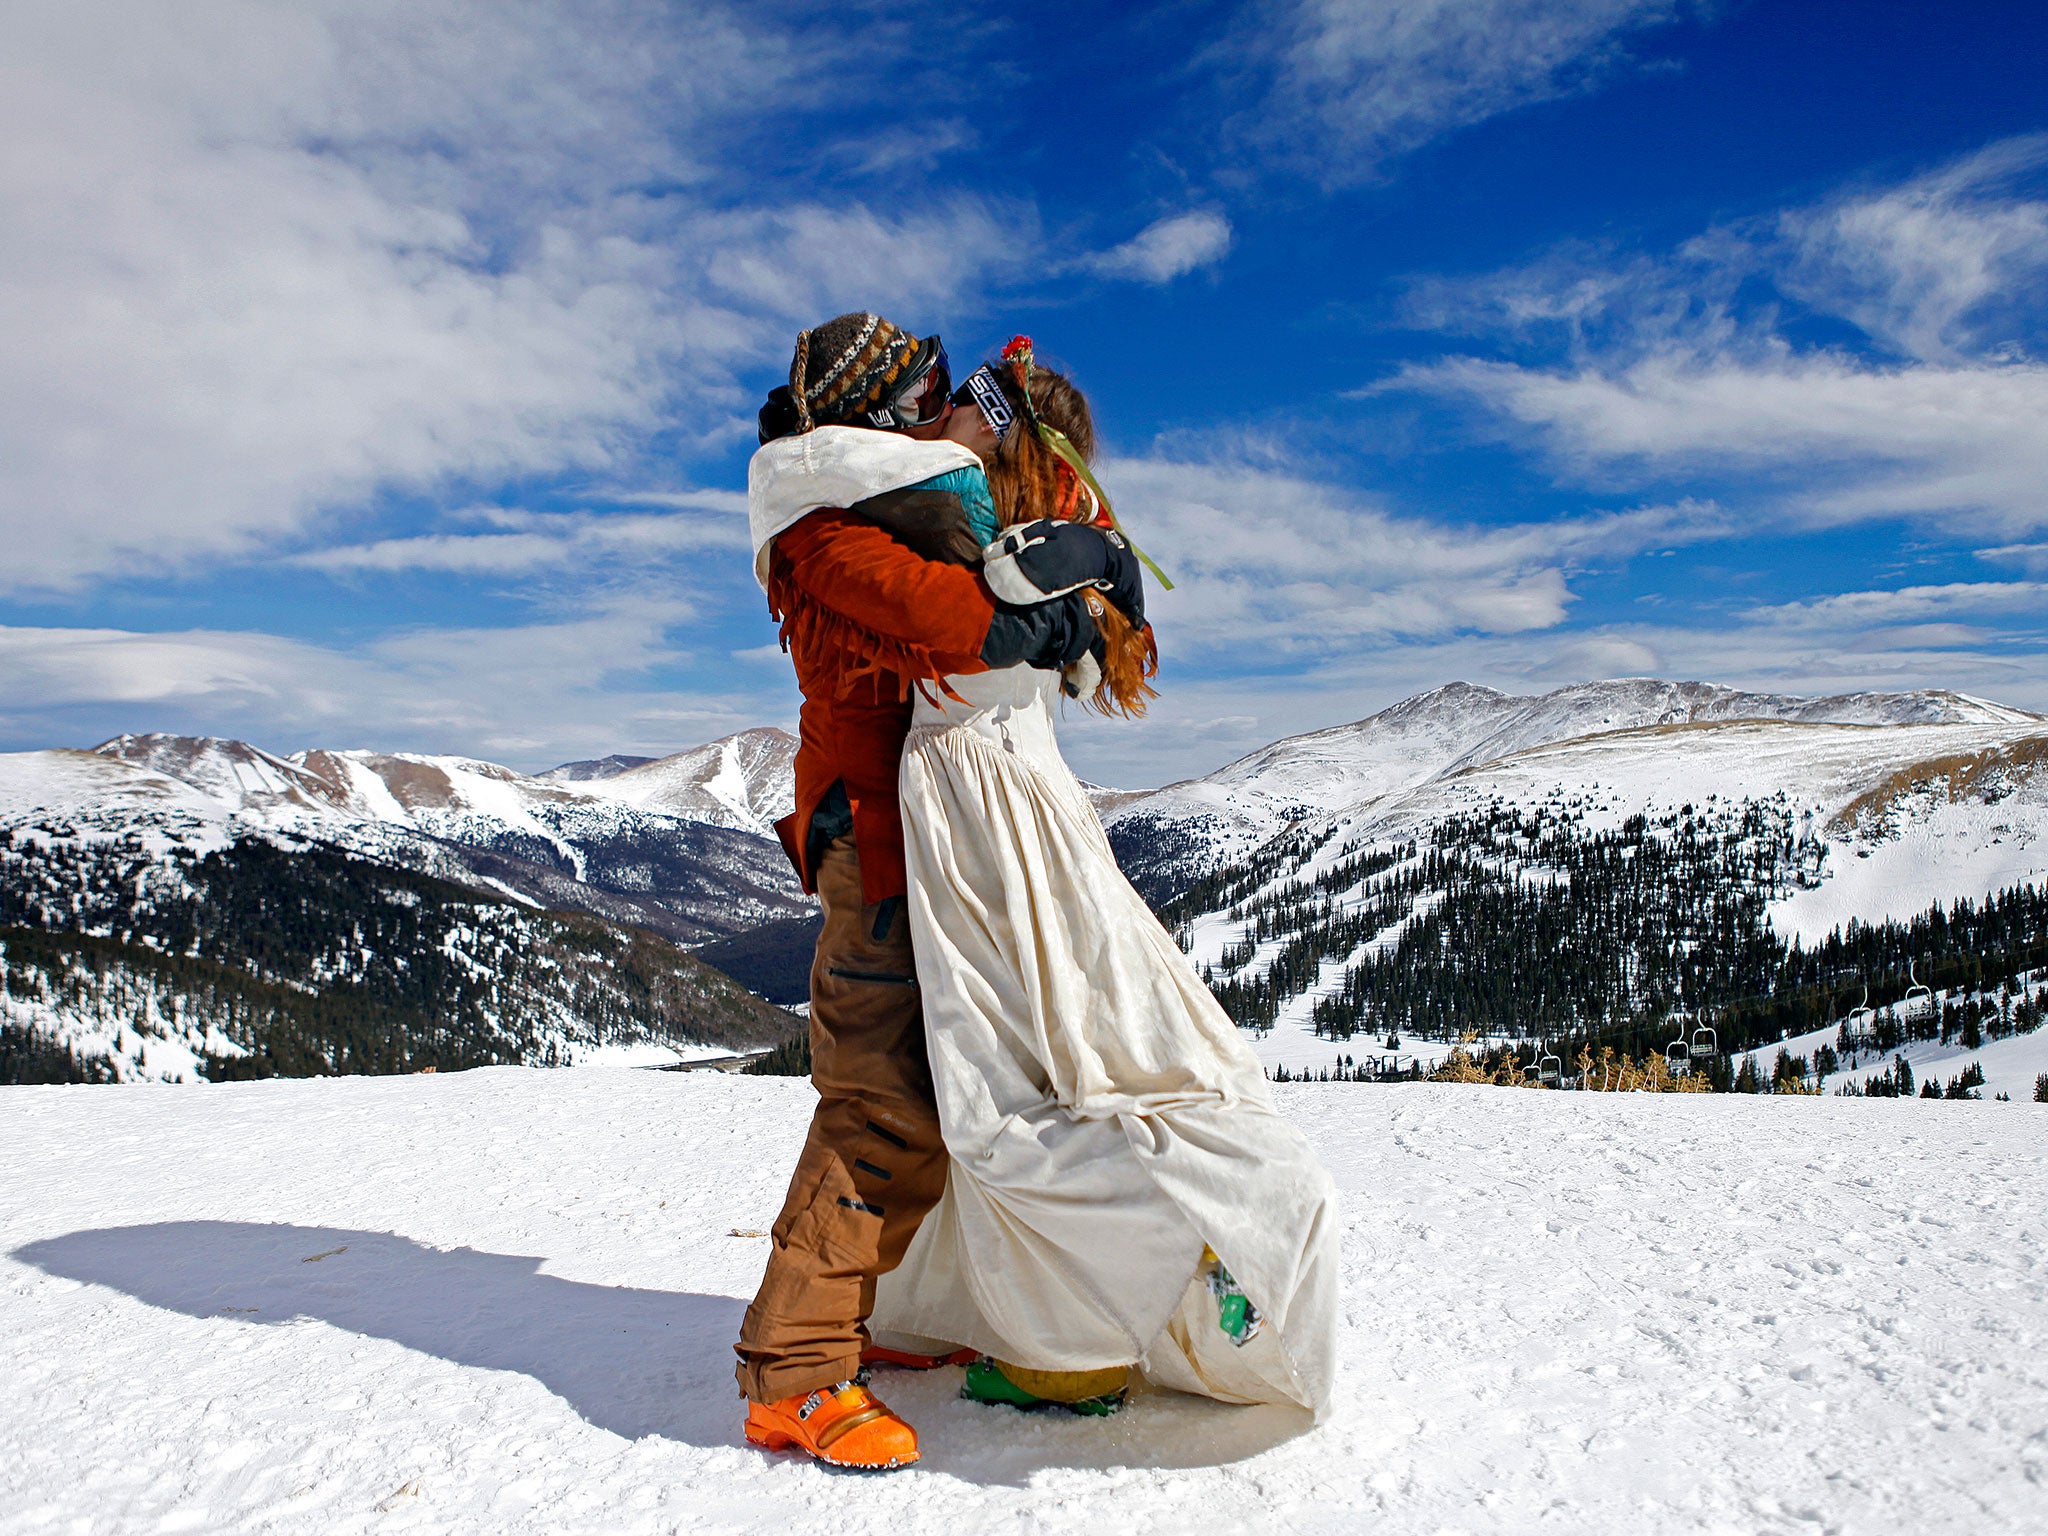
[767,508,993,700]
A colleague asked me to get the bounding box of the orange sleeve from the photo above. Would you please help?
[774,508,995,668]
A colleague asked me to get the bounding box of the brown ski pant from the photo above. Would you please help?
[734,832,949,1403]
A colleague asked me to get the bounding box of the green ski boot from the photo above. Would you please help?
[960,1357,1127,1416]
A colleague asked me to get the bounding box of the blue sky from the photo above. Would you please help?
[4,0,2046,786]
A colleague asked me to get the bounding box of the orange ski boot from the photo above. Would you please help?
[744,1379,920,1470]
[861,1344,978,1371]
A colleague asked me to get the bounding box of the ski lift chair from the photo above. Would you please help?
[1843,984,1873,1051]
[1536,1053,1563,1088]
[1664,1031,1692,1076]
[1688,1011,1718,1063]
[1903,960,1934,1024]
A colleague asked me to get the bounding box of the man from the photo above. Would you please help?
[735,312,1127,1468]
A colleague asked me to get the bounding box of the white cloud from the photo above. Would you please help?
[1977,543,2048,577]
[1418,353,2048,532]
[602,489,749,515]
[1235,0,1686,179]
[829,119,978,179]
[699,199,1039,322]
[1105,446,1726,653]
[0,421,1745,777]
[0,606,790,769]
[1775,135,2048,364]
[1085,212,1234,284]
[1400,137,2048,536]
[1740,581,2048,632]
[290,507,748,576]
[0,1,1029,595]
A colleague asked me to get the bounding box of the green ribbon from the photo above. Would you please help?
[1032,423,1175,591]
[1007,340,1174,591]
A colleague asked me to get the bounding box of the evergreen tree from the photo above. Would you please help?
[1165,787,2048,1090]
[1,834,799,1083]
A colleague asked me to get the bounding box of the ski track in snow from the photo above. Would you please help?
[3,1070,2043,1535]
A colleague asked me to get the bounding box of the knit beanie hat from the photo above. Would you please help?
[790,312,925,430]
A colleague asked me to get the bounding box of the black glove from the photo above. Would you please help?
[982,519,1144,629]
[758,385,802,444]
[980,590,1095,671]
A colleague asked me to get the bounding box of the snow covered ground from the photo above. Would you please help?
[1770,791,2048,944]
[5,1070,2044,1535]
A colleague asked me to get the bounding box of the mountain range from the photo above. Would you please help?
[0,801,800,1085]
[7,677,2048,1082]
[0,731,809,1081]
[46,678,2031,929]
[77,728,805,943]
[1093,679,2043,902]
[1151,690,2048,1081]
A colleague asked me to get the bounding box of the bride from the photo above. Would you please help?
[870,341,1339,1419]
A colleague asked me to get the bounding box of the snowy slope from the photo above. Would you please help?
[0,745,814,1081]
[61,735,809,942]
[0,747,233,829]
[92,733,331,808]
[1174,717,2048,1079]
[3,1069,2042,1535]
[0,796,802,1082]
[1734,1000,2048,1103]
[595,728,798,838]
[537,754,659,782]
[1416,718,2048,924]
[90,730,801,842]
[1356,717,2048,857]
[1099,679,2044,902]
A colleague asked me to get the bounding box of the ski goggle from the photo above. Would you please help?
[865,336,951,429]
[950,365,1016,441]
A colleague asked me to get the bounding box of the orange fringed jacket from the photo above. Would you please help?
[767,506,997,905]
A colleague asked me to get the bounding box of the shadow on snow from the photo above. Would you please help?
[13,1221,1312,1481]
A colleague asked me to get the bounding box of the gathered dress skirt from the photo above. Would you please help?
[869,665,1339,1417]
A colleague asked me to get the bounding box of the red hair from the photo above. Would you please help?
[985,357,1157,717]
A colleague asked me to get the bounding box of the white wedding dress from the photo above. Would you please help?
[870,664,1339,1417]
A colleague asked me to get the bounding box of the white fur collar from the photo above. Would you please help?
[746,427,982,589]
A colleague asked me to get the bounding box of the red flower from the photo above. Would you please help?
[1001,334,1034,361]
